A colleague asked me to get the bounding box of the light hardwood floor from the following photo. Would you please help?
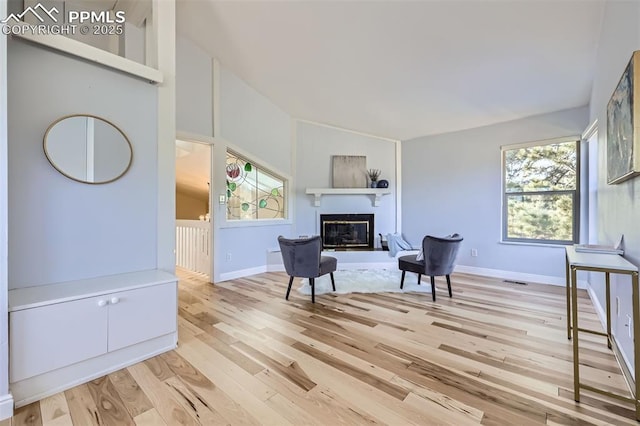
[4,269,638,425]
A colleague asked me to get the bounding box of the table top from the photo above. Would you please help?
[566,246,638,272]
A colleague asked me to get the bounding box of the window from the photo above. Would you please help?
[502,138,579,244]
[226,150,286,220]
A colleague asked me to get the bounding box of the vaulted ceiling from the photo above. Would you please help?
[176,0,604,141]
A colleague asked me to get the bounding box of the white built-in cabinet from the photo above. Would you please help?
[8,270,177,407]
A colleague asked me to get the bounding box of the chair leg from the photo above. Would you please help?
[418,274,421,284]
[400,270,406,289]
[430,276,436,301]
[330,272,336,291]
[446,275,452,298]
[310,278,315,303]
[285,276,294,300]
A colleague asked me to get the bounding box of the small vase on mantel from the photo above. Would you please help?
[367,168,381,189]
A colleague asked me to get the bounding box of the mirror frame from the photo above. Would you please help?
[43,114,133,184]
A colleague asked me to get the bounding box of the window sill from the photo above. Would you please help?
[499,240,570,249]
[220,219,292,229]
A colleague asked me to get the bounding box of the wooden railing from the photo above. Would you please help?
[176,220,210,277]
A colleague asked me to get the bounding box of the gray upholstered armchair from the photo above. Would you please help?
[398,234,463,301]
[278,235,337,303]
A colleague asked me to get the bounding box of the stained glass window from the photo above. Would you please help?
[226,150,286,220]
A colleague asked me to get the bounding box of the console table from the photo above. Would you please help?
[565,246,639,419]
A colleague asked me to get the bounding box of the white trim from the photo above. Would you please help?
[153,0,176,273]
[581,119,598,141]
[587,283,607,331]
[11,334,175,408]
[13,26,162,83]
[265,257,574,289]
[395,139,402,233]
[220,219,292,229]
[498,241,569,249]
[219,266,267,282]
[177,131,215,145]
[212,58,221,138]
[0,394,13,420]
[174,133,215,280]
[295,118,400,144]
[0,0,10,413]
[455,264,585,288]
[586,283,635,381]
[500,135,580,243]
[267,264,285,272]
[267,261,401,273]
[500,135,581,151]
[304,188,391,207]
[612,334,635,382]
[290,119,297,232]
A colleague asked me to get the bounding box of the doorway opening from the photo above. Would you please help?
[175,139,212,280]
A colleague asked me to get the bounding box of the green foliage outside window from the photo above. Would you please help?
[226,150,285,220]
[503,141,578,243]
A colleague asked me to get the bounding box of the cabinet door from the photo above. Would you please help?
[107,282,177,352]
[10,296,108,382]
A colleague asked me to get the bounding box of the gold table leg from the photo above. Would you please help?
[632,272,640,421]
[566,253,571,340]
[606,272,612,349]
[571,266,580,402]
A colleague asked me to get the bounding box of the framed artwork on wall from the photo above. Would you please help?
[607,50,640,184]
[332,155,367,188]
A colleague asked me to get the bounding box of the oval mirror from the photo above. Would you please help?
[44,115,133,184]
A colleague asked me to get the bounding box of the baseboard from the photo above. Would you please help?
[586,284,636,388]
[0,393,13,420]
[11,333,176,408]
[586,284,608,333]
[268,262,400,273]
[612,334,635,392]
[236,261,576,289]
[455,264,585,288]
[219,266,267,282]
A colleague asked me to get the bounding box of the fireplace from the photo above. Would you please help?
[320,214,374,249]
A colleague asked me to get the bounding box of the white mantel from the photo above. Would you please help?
[305,187,392,207]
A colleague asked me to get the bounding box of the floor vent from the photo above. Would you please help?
[503,279,527,285]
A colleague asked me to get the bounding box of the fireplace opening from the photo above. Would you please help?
[320,214,374,249]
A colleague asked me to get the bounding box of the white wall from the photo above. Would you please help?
[214,64,293,280]
[402,107,588,282]
[176,35,212,137]
[218,67,292,176]
[0,0,11,416]
[295,121,398,244]
[175,35,293,281]
[588,0,640,374]
[8,39,159,288]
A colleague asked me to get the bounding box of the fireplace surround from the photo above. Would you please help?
[320,214,374,249]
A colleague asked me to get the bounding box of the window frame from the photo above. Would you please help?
[223,147,290,225]
[501,136,581,245]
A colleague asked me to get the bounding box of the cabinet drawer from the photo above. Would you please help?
[10,296,108,382]
[108,282,177,352]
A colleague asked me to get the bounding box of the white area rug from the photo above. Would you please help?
[298,269,431,295]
